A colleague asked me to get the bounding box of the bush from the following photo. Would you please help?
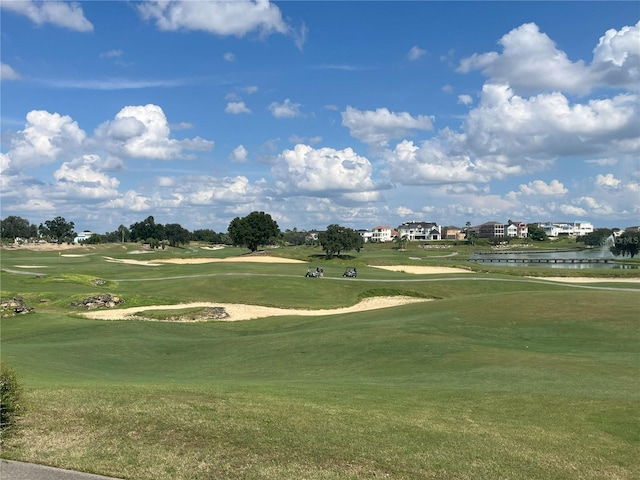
[0,362,26,444]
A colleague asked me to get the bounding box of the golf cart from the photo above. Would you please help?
[305,267,323,278]
[342,267,357,278]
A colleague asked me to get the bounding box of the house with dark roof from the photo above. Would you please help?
[397,221,441,241]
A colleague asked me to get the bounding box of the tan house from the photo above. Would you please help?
[443,226,465,241]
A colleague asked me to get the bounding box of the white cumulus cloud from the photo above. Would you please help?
[407,46,426,61]
[1,0,93,31]
[458,94,473,105]
[137,0,305,48]
[595,173,621,189]
[383,138,484,185]
[54,155,120,200]
[1,63,21,80]
[518,179,568,196]
[457,22,592,94]
[273,144,376,195]
[341,106,433,146]
[458,21,640,95]
[268,99,302,118]
[230,145,248,162]
[4,110,86,170]
[592,21,640,89]
[94,104,214,160]
[464,84,639,161]
[225,101,252,114]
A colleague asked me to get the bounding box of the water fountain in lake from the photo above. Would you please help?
[601,234,616,257]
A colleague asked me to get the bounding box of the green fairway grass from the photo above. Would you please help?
[1,244,638,479]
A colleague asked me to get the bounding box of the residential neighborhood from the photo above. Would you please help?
[351,220,596,243]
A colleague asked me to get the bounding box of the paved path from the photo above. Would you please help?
[0,460,124,480]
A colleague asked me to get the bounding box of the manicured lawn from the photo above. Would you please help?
[1,244,638,479]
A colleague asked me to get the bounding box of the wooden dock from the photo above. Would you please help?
[469,258,612,264]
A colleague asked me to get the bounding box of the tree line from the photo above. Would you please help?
[0,212,364,258]
[2,213,637,258]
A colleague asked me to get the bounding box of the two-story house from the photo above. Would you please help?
[371,225,393,242]
[505,221,528,238]
[397,221,441,241]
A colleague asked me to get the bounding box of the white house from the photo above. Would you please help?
[357,229,373,243]
[74,230,94,243]
[397,221,441,241]
[505,221,528,238]
[371,225,393,242]
[538,222,593,237]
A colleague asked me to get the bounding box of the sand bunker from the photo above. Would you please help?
[2,242,87,251]
[371,265,473,274]
[81,296,430,322]
[103,255,304,266]
[157,256,305,265]
[529,276,640,284]
[103,256,163,266]
[14,265,48,269]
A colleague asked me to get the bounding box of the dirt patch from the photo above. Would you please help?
[370,265,473,274]
[1,296,34,317]
[81,296,431,322]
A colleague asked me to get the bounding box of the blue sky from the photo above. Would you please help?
[1,1,638,234]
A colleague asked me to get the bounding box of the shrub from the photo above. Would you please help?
[0,362,26,444]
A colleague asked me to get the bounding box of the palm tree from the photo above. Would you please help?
[395,234,408,251]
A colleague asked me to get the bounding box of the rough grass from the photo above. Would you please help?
[1,244,638,479]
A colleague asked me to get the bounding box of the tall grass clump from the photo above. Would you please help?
[0,363,26,447]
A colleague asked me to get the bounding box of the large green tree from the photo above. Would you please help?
[282,228,307,246]
[129,216,165,244]
[192,229,226,244]
[164,223,191,247]
[527,224,548,242]
[0,216,37,240]
[39,216,76,244]
[227,211,280,252]
[318,224,364,258]
[577,228,613,247]
[610,231,639,258]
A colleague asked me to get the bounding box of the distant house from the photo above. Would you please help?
[397,221,441,241]
[505,221,528,238]
[74,230,94,243]
[306,231,320,242]
[357,229,373,243]
[477,221,505,239]
[537,221,593,237]
[371,225,393,242]
[442,226,465,241]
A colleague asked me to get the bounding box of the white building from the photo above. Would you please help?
[397,221,441,241]
[371,225,393,242]
[538,222,593,237]
[505,222,528,238]
[74,230,94,243]
[357,229,373,243]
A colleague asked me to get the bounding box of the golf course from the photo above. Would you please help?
[1,241,638,479]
